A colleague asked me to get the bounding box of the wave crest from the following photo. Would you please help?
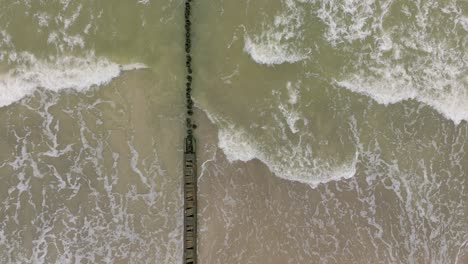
[204,109,358,187]
[243,0,310,65]
[0,54,146,108]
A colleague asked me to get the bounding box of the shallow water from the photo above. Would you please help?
[0,0,467,263]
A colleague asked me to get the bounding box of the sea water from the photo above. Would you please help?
[0,0,466,263]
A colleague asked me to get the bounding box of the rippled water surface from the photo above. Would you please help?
[0,0,467,263]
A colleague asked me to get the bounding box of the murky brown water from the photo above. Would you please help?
[0,0,467,263]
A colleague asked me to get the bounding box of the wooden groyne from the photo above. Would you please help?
[183,0,197,263]
[183,137,197,264]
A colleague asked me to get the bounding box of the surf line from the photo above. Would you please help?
[183,0,198,264]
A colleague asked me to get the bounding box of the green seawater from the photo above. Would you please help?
[0,0,466,263]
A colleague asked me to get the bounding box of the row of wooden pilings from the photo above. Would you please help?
[183,0,197,264]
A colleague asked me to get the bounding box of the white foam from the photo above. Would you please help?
[459,16,468,31]
[274,81,307,134]
[217,125,358,187]
[314,0,377,45]
[244,35,309,65]
[286,81,299,105]
[336,64,468,125]
[278,103,302,134]
[203,110,358,187]
[34,13,50,28]
[243,0,310,65]
[314,0,468,124]
[0,54,147,108]
[334,30,468,124]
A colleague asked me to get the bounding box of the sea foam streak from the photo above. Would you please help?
[0,54,146,108]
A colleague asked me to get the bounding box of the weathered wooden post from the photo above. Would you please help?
[183,135,197,264]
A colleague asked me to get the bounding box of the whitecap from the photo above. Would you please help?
[316,0,468,124]
[217,125,358,187]
[204,110,358,187]
[244,34,309,65]
[0,54,147,108]
[336,42,468,124]
[243,0,310,65]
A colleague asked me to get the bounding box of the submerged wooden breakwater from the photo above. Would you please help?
[183,0,197,263]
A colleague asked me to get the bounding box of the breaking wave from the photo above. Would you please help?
[204,109,358,187]
[217,125,358,187]
[0,53,146,108]
[243,0,310,65]
[312,0,468,124]
[243,34,309,65]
